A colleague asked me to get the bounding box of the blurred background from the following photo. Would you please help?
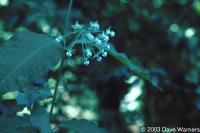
[1,0,200,133]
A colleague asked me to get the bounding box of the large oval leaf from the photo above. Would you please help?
[0,31,61,95]
[0,116,35,133]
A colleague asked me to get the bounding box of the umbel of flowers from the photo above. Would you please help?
[55,21,115,65]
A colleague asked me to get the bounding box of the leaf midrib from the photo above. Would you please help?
[0,42,51,85]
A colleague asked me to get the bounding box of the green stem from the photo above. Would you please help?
[64,0,74,34]
[49,0,74,120]
[49,53,65,120]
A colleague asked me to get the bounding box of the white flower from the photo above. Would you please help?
[83,60,90,65]
[86,32,94,41]
[102,52,108,57]
[101,32,109,42]
[105,44,110,50]
[89,21,100,31]
[97,56,102,62]
[55,36,63,44]
[95,38,102,45]
[85,49,92,57]
[72,21,84,31]
[66,49,73,57]
[106,28,115,37]
[65,20,115,65]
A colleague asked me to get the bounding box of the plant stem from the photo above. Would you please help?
[49,53,65,120]
[64,0,74,34]
[49,0,74,120]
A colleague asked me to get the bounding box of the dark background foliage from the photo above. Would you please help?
[1,0,200,133]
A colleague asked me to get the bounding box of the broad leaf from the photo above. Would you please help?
[30,105,51,133]
[57,119,107,133]
[0,116,34,133]
[0,31,61,95]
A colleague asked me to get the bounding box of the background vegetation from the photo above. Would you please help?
[1,0,200,133]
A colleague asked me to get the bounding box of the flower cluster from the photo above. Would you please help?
[55,21,115,65]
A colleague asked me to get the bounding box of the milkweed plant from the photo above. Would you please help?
[0,0,164,132]
[0,0,123,132]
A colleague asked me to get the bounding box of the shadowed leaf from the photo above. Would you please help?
[109,45,162,90]
[57,119,107,133]
[0,31,61,95]
[0,116,34,133]
[30,105,51,133]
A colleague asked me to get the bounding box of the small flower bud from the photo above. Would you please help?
[85,49,92,57]
[72,21,84,31]
[110,31,115,37]
[97,56,102,62]
[106,28,115,37]
[89,21,100,31]
[101,32,109,41]
[55,38,61,44]
[66,51,72,57]
[55,36,63,44]
[95,38,102,45]
[102,52,108,57]
[86,32,94,41]
[105,44,110,50]
[86,51,92,57]
[83,60,90,65]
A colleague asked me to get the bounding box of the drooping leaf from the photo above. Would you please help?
[57,119,107,133]
[109,45,162,90]
[108,45,148,78]
[0,116,34,133]
[30,105,51,133]
[109,45,136,71]
[0,31,61,95]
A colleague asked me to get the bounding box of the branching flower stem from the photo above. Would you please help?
[49,0,73,120]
